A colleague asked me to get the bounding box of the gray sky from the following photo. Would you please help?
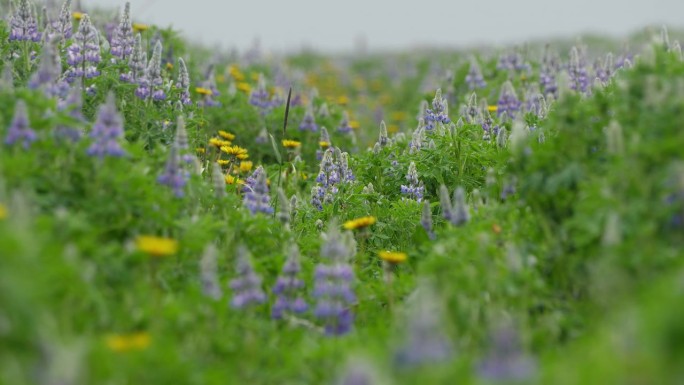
[86,0,684,52]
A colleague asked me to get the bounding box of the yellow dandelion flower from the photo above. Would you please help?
[228,65,245,81]
[239,161,253,173]
[132,23,150,32]
[195,87,213,96]
[135,236,178,257]
[319,141,330,148]
[488,105,498,113]
[196,147,206,154]
[237,82,251,94]
[282,139,302,149]
[390,111,408,121]
[105,332,151,352]
[218,130,236,140]
[165,62,174,70]
[343,216,377,230]
[300,172,308,180]
[236,153,249,160]
[209,138,228,148]
[217,159,230,166]
[337,95,350,105]
[221,145,249,157]
[349,120,360,130]
[378,251,407,264]
[225,174,243,185]
[72,11,84,20]
[0,203,7,220]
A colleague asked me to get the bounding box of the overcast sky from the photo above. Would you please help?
[84,0,684,52]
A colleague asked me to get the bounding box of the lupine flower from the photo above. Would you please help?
[229,245,266,309]
[401,162,424,202]
[377,120,390,147]
[568,46,590,94]
[317,127,331,160]
[439,184,453,221]
[110,2,134,60]
[272,243,308,319]
[465,58,486,90]
[424,89,450,131]
[311,185,325,211]
[87,93,126,158]
[136,40,165,100]
[54,0,73,40]
[299,104,318,132]
[1,65,14,91]
[211,162,226,198]
[449,187,469,226]
[173,57,192,105]
[339,151,355,182]
[9,0,40,42]
[157,143,187,198]
[312,148,354,210]
[29,39,68,98]
[55,86,85,141]
[5,100,37,149]
[477,326,537,382]
[408,122,425,154]
[200,244,222,300]
[65,14,101,84]
[243,166,273,215]
[337,111,352,134]
[276,187,291,226]
[481,111,497,141]
[394,278,453,366]
[421,200,435,240]
[497,81,521,119]
[318,102,330,118]
[120,33,146,83]
[314,222,356,336]
[197,66,220,107]
[249,74,271,114]
[336,359,383,385]
[501,177,517,200]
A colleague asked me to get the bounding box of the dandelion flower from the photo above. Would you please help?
[135,235,178,257]
[239,161,253,173]
[105,332,150,352]
[218,130,235,140]
[343,216,376,230]
[195,87,213,96]
[282,139,301,149]
[0,203,7,219]
[132,22,149,32]
[378,251,407,264]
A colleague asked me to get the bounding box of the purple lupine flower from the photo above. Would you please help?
[421,200,435,240]
[65,14,101,84]
[523,84,545,117]
[200,244,223,300]
[249,74,271,114]
[568,46,590,95]
[450,187,469,226]
[311,148,352,210]
[272,243,308,319]
[87,93,126,158]
[243,166,273,215]
[242,165,265,193]
[465,58,486,90]
[120,33,146,83]
[9,0,41,42]
[28,39,68,98]
[338,111,352,134]
[500,177,517,200]
[314,223,356,336]
[53,0,73,40]
[5,100,37,149]
[594,53,614,86]
[1,65,14,91]
[318,102,330,119]
[175,57,192,105]
[481,111,495,141]
[173,115,194,164]
[424,89,450,131]
[408,122,425,154]
[336,360,381,385]
[211,162,226,199]
[276,188,291,226]
[299,104,318,132]
[310,185,325,211]
[401,162,424,202]
[229,245,266,309]
[394,279,453,366]
[197,66,220,107]
[339,151,355,182]
[477,326,537,382]
[316,127,331,160]
[157,143,187,198]
[497,81,521,119]
[439,185,453,222]
[136,40,165,101]
[377,120,390,148]
[55,86,85,142]
[110,2,134,60]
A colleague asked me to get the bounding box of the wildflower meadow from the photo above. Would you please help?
[1,1,683,384]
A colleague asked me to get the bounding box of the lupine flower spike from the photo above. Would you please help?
[174,57,191,105]
[229,245,266,309]
[54,0,73,40]
[249,74,271,114]
[314,221,356,336]
[477,325,537,382]
[243,166,273,215]
[5,100,37,149]
[276,188,291,226]
[29,39,68,98]
[136,40,165,100]
[200,244,223,300]
[317,127,331,160]
[87,93,126,158]
[450,187,470,226]
[421,200,435,240]
[569,46,590,95]
[65,14,101,84]
[121,33,146,83]
[424,89,450,131]
[110,2,134,60]
[272,243,308,319]
[9,0,40,42]
[401,162,424,202]
[211,162,226,198]
[497,81,521,119]
[465,58,486,90]
[55,86,85,141]
[299,104,318,132]
[157,143,187,198]
[338,111,352,134]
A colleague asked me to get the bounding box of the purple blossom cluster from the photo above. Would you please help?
[229,245,266,309]
[401,162,424,202]
[314,224,356,336]
[465,58,486,90]
[110,2,135,60]
[175,58,192,106]
[424,89,450,131]
[55,86,85,142]
[568,46,591,94]
[29,40,68,98]
[135,41,166,101]
[9,0,40,42]
[86,93,126,158]
[5,100,37,149]
[299,104,318,132]
[337,111,353,134]
[120,33,146,83]
[65,14,101,84]
[197,67,220,107]
[497,81,521,119]
[477,326,537,382]
[271,244,308,319]
[243,166,274,215]
[249,74,276,114]
[157,143,187,197]
[440,185,469,226]
[311,148,354,210]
